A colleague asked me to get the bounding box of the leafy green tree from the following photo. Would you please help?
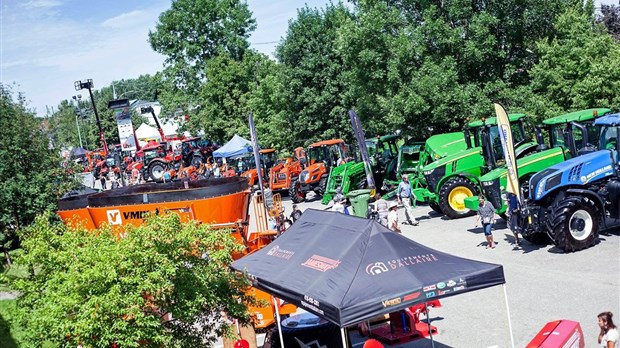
[148,0,256,109]
[8,212,253,347]
[276,4,354,144]
[528,7,620,118]
[187,52,273,143]
[0,84,78,264]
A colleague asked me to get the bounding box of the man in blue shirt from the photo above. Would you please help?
[397,174,419,226]
[504,191,521,246]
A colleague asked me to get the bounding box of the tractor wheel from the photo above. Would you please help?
[428,201,443,214]
[147,161,167,182]
[548,196,599,252]
[438,177,479,219]
[190,155,203,168]
[289,179,306,203]
[314,177,327,197]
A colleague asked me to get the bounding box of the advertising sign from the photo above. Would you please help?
[114,106,137,152]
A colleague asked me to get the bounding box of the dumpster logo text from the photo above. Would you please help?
[302,255,341,272]
[106,210,122,225]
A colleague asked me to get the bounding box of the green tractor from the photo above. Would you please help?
[464,108,612,219]
[321,134,401,204]
[415,114,539,219]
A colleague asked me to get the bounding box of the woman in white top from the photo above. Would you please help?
[598,311,618,348]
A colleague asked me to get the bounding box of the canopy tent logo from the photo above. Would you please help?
[266,245,295,260]
[365,262,389,275]
[301,255,341,272]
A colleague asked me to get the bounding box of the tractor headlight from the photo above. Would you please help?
[299,170,309,183]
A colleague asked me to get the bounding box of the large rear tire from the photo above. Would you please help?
[190,155,203,168]
[522,231,551,245]
[548,196,599,252]
[289,179,306,203]
[147,160,167,182]
[438,177,479,219]
[428,201,443,214]
[314,177,327,197]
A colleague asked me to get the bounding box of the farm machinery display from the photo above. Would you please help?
[289,139,350,203]
[517,112,620,252]
[416,114,538,219]
[239,148,279,187]
[268,147,305,193]
[321,134,401,204]
[465,108,612,220]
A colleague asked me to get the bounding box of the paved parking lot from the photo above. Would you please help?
[269,193,619,348]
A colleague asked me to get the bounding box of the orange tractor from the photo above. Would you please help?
[289,139,349,203]
[239,148,279,187]
[269,147,305,193]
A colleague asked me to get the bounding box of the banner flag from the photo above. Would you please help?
[494,103,520,203]
[248,113,265,194]
[348,110,375,191]
[114,107,137,152]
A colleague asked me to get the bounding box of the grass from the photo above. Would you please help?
[0,250,28,292]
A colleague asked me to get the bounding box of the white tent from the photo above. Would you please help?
[162,122,178,137]
[135,123,161,141]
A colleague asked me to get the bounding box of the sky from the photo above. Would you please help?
[0,0,331,117]
[1,0,617,117]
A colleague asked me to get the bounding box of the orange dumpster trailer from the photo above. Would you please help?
[57,176,295,329]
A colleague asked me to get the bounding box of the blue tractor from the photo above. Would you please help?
[519,113,620,252]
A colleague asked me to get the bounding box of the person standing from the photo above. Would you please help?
[397,174,419,226]
[373,193,389,226]
[387,202,401,233]
[598,311,618,348]
[474,196,496,249]
[331,196,345,213]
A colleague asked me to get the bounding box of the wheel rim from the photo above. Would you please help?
[151,165,165,179]
[448,186,473,212]
[568,209,593,241]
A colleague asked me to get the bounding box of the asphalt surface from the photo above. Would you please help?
[247,192,619,348]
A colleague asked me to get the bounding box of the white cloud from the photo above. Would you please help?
[19,0,62,10]
[101,10,148,29]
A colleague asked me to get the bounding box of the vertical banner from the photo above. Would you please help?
[348,110,376,191]
[114,107,137,152]
[248,113,264,194]
[494,103,520,203]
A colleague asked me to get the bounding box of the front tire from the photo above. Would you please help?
[148,161,167,182]
[438,177,479,219]
[289,179,306,203]
[428,201,443,214]
[314,177,327,197]
[548,196,599,252]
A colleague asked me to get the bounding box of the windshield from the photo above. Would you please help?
[486,122,527,167]
[600,126,619,150]
[308,146,328,165]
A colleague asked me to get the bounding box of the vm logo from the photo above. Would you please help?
[107,210,122,225]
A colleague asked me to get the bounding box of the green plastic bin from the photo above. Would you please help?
[347,189,372,218]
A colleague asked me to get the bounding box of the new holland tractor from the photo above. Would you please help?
[289,139,350,203]
[516,112,620,252]
[321,134,400,204]
[416,114,538,219]
[464,108,612,221]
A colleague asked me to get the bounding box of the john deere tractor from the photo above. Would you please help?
[517,112,620,252]
[465,108,612,226]
[416,114,538,219]
[289,139,350,203]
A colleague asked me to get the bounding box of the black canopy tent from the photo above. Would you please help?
[231,209,515,347]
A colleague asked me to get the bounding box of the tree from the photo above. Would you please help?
[148,0,256,107]
[528,6,620,117]
[8,212,253,347]
[276,4,354,144]
[0,84,78,264]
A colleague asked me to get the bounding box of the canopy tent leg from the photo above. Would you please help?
[425,302,436,348]
[273,297,285,348]
[503,284,515,348]
[340,327,347,348]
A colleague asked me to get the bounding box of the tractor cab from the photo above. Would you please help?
[479,114,530,170]
[239,149,279,187]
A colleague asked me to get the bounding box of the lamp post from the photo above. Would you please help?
[71,95,84,149]
[75,79,108,157]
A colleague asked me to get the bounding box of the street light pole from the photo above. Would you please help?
[72,95,84,149]
[75,79,108,157]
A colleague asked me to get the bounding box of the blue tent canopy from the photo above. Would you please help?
[212,134,253,158]
[72,147,87,157]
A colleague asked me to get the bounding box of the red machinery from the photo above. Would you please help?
[370,300,442,345]
[526,320,584,348]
